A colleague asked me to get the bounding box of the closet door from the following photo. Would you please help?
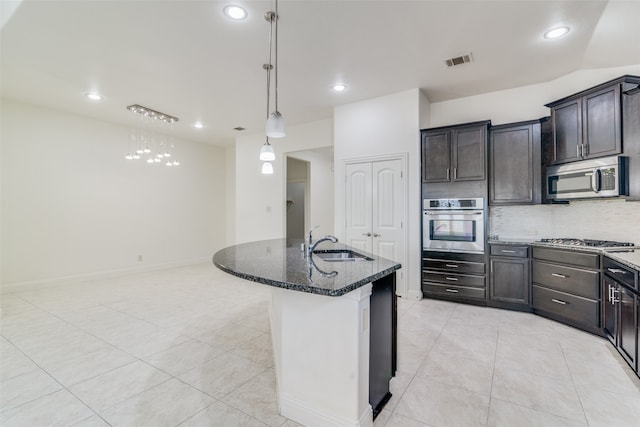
[344,162,373,253]
[372,159,404,265]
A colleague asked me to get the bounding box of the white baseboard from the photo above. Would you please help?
[1,257,211,292]
[280,393,373,427]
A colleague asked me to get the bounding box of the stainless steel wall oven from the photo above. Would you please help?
[422,198,485,254]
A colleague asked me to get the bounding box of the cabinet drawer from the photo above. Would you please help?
[532,285,599,329]
[532,261,599,299]
[422,258,485,274]
[603,257,637,290]
[422,282,486,300]
[532,247,600,269]
[490,245,529,258]
[422,270,485,288]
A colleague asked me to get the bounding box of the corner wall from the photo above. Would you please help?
[334,89,426,299]
[1,100,227,286]
[234,119,333,244]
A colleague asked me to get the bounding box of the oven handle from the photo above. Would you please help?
[424,211,484,216]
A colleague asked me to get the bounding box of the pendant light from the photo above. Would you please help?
[265,0,285,138]
[261,161,274,175]
[260,63,276,163]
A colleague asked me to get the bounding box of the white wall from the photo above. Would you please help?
[234,119,333,244]
[334,89,426,299]
[1,100,227,286]
[287,148,334,237]
[430,64,640,127]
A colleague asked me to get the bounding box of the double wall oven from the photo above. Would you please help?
[422,198,485,254]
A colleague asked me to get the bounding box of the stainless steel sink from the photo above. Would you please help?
[312,250,374,262]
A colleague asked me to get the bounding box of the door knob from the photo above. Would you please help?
[373,233,381,237]
[362,232,372,237]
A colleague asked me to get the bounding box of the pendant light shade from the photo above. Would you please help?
[260,141,275,161]
[266,111,285,138]
[261,161,274,175]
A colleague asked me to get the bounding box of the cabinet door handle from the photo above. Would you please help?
[551,273,567,278]
[445,277,459,281]
[453,168,457,180]
[583,144,588,157]
[445,288,459,293]
[577,145,581,158]
[445,264,459,268]
[608,284,612,304]
[501,250,517,253]
[362,232,372,237]
[551,299,567,305]
[612,288,620,303]
[446,168,450,180]
[607,268,626,274]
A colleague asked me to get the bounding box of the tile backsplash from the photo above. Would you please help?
[490,199,640,244]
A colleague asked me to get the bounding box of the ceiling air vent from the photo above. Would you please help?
[445,53,474,67]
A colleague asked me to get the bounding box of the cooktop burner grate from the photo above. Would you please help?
[540,238,634,248]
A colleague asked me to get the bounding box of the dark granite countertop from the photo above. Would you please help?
[489,238,640,271]
[604,250,640,272]
[212,238,401,297]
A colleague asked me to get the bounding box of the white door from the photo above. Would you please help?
[345,162,373,253]
[372,160,404,264]
[345,158,406,291]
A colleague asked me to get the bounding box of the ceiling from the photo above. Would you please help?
[2,0,639,147]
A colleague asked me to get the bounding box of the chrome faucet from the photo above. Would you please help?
[306,225,338,257]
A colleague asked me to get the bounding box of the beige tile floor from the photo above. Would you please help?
[2,263,640,426]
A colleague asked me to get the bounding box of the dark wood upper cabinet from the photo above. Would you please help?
[489,120,542,205]
[421,129,451,182]
[546,75,640,165]
[421,121,489,183]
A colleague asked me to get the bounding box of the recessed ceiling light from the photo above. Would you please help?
[224,5,247,20]
[85,92,103,101]
[544,26,570,39]
[194,121,204,129]
[332,84,347,92]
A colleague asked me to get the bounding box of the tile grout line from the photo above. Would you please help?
[0,334,111,425]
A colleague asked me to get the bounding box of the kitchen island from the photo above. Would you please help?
[213,238,401,427]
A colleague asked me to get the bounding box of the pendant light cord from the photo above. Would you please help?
[266,12,273,121]
[274,0,279,112]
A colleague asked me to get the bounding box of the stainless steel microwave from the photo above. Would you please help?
[546,156,627,200]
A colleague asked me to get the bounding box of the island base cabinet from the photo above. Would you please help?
[369,273,396,418]
[269,274,397,427]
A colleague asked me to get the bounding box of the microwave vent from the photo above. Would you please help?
[445,53,474,67]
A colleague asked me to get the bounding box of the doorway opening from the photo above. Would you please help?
[286,157,309,239]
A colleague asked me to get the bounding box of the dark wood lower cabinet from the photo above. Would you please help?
[422,251,486,305]
[489,244,530,311]
[531,247,601,335]
[603,260,638,373]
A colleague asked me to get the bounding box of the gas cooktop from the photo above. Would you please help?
[539,238,635,248]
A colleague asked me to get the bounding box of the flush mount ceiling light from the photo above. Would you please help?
[264,1,285,138]
[544,26,570,39]
[85,92,103,101]
[332,84,347,92]
[224,5,247,20]
[194,121,204,129]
